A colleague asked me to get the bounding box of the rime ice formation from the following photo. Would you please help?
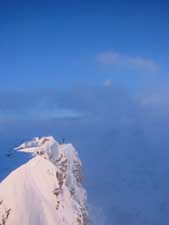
[0,136,89,225]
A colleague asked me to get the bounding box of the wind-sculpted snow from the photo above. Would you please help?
[0,137,89,225]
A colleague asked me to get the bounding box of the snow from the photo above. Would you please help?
[0,137,88,225]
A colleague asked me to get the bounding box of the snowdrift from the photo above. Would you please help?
[0,136,89,225]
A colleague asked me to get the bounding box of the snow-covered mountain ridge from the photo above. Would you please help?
[0,136,89,225]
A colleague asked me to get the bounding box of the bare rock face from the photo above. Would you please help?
[0,137,89,225]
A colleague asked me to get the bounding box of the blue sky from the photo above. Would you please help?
[0,0,168,90]
[0,1,169,225]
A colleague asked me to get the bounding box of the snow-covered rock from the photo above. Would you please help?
[0,137,89,225]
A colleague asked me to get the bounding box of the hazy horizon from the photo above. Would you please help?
[0,1,169,225]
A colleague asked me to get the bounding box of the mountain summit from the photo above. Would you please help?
[0,136,89,225]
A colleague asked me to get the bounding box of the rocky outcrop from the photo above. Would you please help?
[0,137,89,225]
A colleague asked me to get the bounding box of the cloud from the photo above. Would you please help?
[96,51,160,72]
[0,89,83,120]
[0,84,169,225]
[103,79,112,87]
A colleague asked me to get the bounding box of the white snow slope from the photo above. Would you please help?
[0,136,89,225]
